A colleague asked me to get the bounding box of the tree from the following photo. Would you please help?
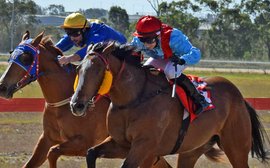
[159,1,201,39]
[0,0,39,52]
[243,0,270,60]
[108,6,129,35]
[83,8,108,19]
[146,0,164,16]
[35,5,45,15]
[46,4,65,16]
[197,0,258,60]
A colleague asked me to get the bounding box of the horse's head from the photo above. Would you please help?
[0,31,44,99]
[70,42,112,116]
[70,41,140,116]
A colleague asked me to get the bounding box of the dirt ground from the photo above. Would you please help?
[0,111,269,168]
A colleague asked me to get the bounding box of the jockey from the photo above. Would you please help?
[131,15,209,115]
[56,12,127,65]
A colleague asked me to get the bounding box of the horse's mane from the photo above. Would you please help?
[93,41,142,68]
[40,36,63,56]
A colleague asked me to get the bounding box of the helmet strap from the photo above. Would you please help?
[154,36,159,48]
[82,20,87,32]
[79,20,88,47]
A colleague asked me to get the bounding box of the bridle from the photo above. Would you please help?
[83,49,169,109]
[9,40,72,108]
[9,40,42,91]
[79,50,125,107]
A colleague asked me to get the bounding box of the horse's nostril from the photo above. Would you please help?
[74,103,85,112]
[71,102,87,117]
[0,83,8,92]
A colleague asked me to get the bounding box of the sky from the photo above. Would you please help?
[34,0,174,15]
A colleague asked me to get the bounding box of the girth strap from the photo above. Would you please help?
[170,115,190,154]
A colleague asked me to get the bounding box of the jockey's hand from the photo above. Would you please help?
[171,56,186,65]
[58,55,71,66]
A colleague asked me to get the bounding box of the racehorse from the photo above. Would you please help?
[0,32,171,168]
[70,41,269,168]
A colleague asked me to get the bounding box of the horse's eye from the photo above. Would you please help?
[86,52,95,59]
[19,52,34,66]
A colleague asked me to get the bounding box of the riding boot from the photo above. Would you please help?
[175,74,209,115]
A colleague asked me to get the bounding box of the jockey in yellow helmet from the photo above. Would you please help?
[56,13,126,65]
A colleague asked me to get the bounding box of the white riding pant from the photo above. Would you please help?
[144,57,187,79]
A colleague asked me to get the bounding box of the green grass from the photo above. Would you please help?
[0,55,8,62]
[0,64,7,72]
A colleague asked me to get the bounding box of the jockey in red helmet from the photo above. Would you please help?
[131,15,209,115]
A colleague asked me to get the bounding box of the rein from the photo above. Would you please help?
[115,71,170,110]
[93,51,170,109]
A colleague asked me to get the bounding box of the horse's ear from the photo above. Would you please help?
[102,41,116,55]
[87,42,95,54]
[32,31,44,47]
[22,30,30,41]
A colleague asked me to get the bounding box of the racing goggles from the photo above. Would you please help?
[139,36,157,44]
[65,29,82,37]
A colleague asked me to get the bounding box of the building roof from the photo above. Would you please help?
[36,15,65,26]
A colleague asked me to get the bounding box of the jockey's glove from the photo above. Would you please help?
[171,56,186,65]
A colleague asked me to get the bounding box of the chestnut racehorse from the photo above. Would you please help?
[71,41,269,168]
[0,32,171,168]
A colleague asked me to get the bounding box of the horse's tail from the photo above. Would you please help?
[245,100,270,162]
[204,147,227,163]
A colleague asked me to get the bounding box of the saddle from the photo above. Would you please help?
[171,75,215,122]
[169,75,215,154]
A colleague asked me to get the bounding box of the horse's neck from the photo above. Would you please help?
[38,69,76,103]
[110,65,163,107]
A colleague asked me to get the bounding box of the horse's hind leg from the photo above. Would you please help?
[177,144,213,168]
[219,137,250,168]
[219,110,251,167]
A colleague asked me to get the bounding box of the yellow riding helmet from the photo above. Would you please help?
[61,13,89,29]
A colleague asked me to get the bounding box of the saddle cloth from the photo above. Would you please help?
[174,75,215,122]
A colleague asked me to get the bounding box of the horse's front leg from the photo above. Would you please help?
[152,156,172,168]
[121,138,158,168]
[22,132,56,168]
[87,136,129,168]
[47,135,87,168]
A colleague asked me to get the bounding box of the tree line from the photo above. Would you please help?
[0,0,270,62]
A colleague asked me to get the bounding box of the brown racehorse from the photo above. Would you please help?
[71,41,270,168]
[0,32,171,168]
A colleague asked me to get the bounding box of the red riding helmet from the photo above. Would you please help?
[133,16,162,38]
